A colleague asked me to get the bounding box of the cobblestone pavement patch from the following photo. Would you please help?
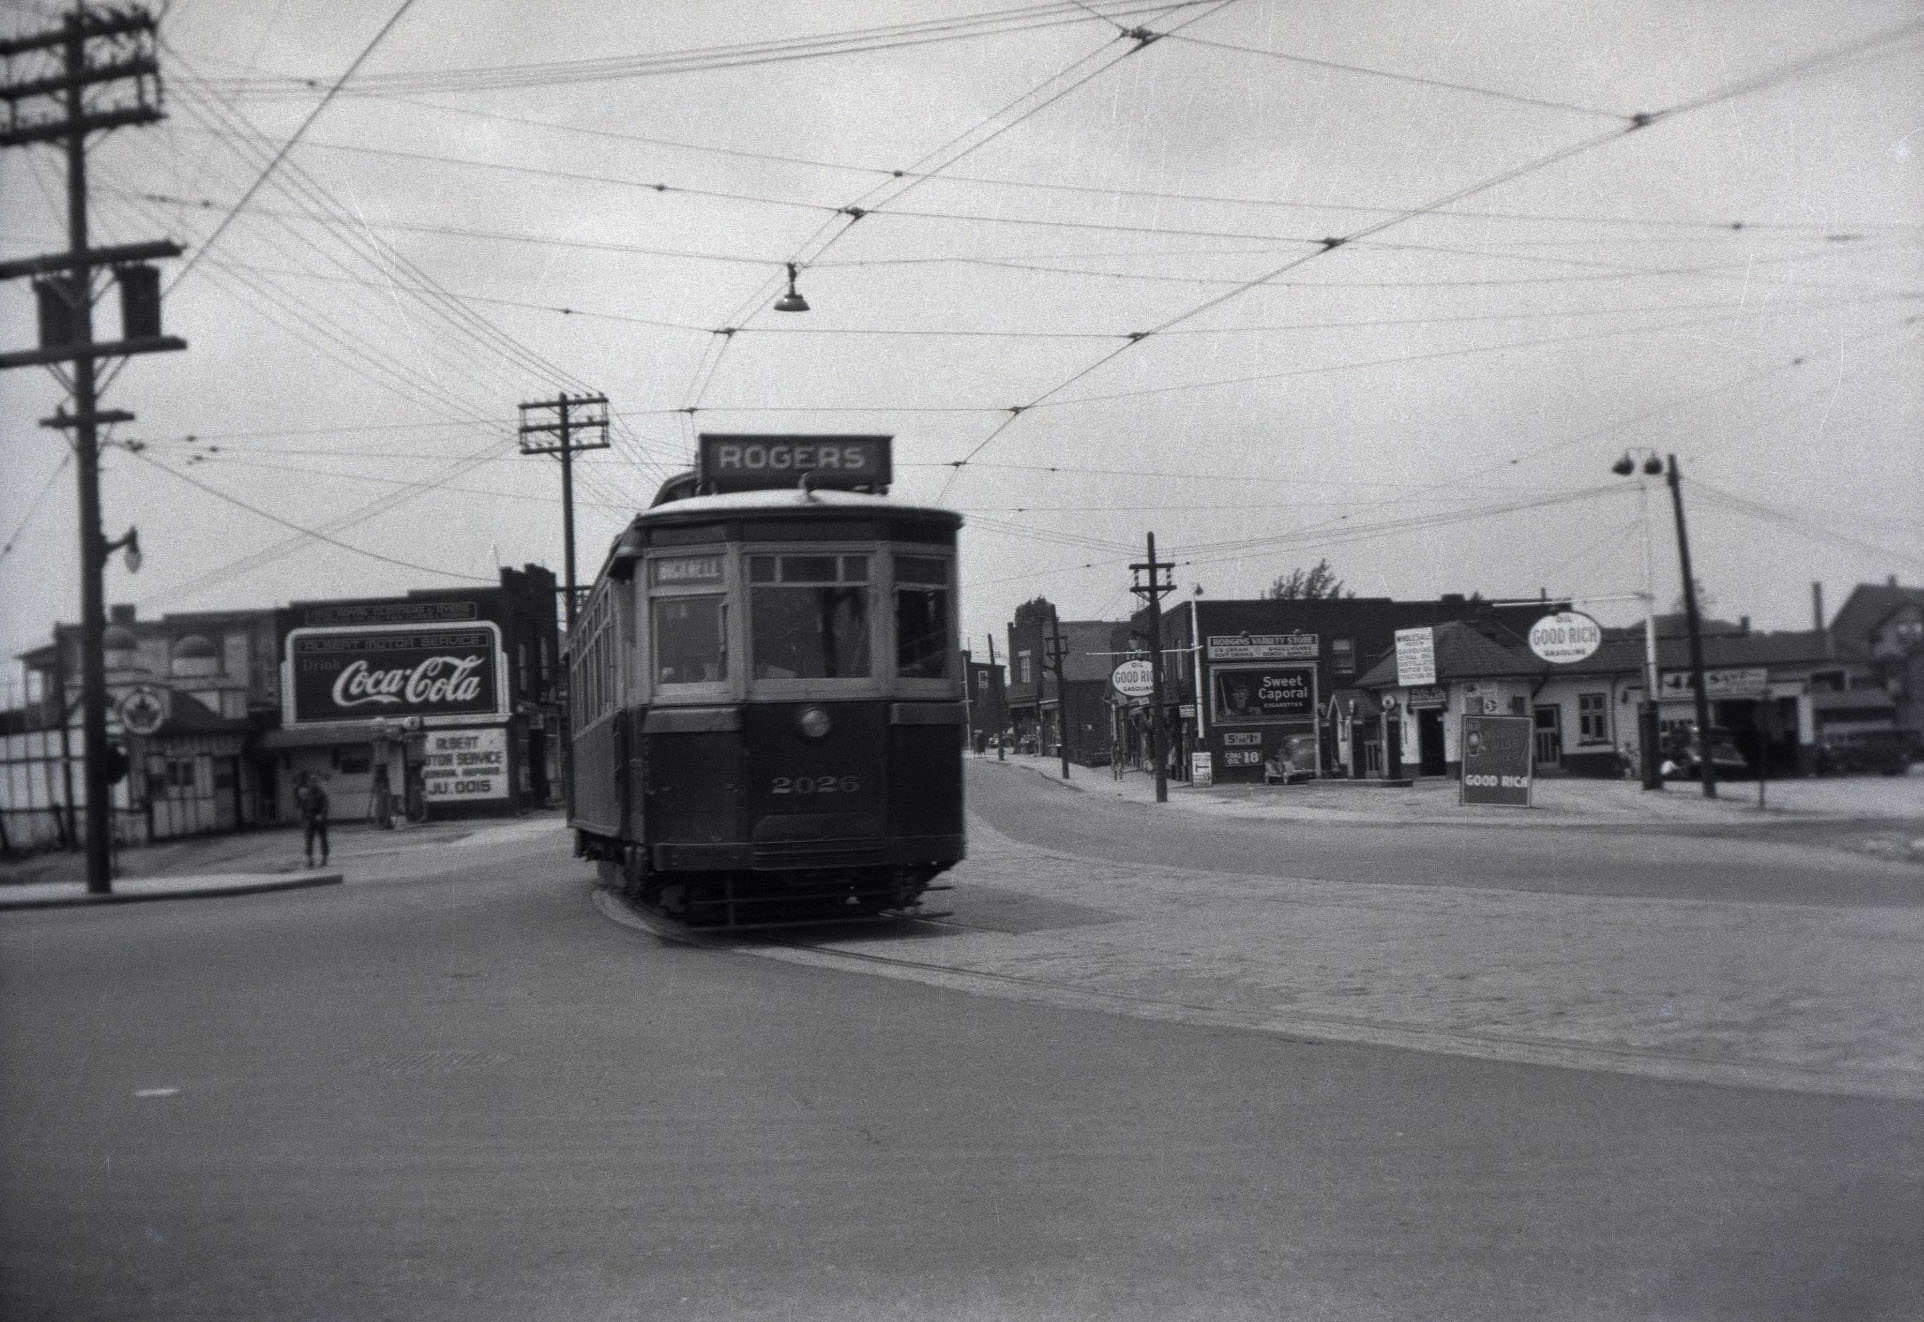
[737,815,1924,1101]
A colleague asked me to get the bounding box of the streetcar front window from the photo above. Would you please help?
[653,596,727,685]
[895,554,951,679]
[750,554,871,679]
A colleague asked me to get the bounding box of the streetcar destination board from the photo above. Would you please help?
[697,433,892,492]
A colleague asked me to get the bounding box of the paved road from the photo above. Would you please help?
[4,827,1921,1319]
[972,761,1924,907]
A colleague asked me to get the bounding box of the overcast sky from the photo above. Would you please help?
[3,0,1920,677]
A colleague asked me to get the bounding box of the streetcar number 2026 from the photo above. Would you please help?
[771,774,862,795]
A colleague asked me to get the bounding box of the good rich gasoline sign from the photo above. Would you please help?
[1460,713,1534,807]
[1527,610,1603,664]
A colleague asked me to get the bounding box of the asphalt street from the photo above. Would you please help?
[3,799,1920,1320]
[972,762,1924,908]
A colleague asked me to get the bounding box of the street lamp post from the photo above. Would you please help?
[1611,451,1665,790]
[1664,453,1718,800]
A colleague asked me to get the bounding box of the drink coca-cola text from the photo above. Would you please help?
[331,655,486,709]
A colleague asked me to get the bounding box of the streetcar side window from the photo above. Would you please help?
[652,596,728,685]
[894,554,951,679]
[749,553,872,679]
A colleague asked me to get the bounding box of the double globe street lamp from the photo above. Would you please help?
[1610,450,1666,790]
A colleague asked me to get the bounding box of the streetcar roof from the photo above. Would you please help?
[631,487,960,524]
[588,486,962,587]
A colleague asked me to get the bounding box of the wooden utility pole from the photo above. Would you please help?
[1130,533,1177,803]
[1665,454,1717,800]
[1,6,185,894]
[517,394,609,634]
[987,633,1004,759]
[1042,614,1071,780]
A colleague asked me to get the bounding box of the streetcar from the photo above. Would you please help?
[568,434,965,927]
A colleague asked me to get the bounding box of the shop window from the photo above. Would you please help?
[334,747,371,775]
[1578,692,1607,743]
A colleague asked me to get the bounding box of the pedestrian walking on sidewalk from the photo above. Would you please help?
[295,771,330,868]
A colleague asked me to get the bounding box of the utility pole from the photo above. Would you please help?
[987,633,1004,759]
[1130,533,1177,803]
[517,393,608,635]
[2,5,185,895]
[1665,454,1717,800]
[1042,613,1071,780]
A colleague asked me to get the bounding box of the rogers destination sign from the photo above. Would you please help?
[287,623,504,725]
[697,433,893,493]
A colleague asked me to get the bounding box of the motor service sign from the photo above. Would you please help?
[286,623,505,725]
[1460,714,1533,807]
[422,727,509,801]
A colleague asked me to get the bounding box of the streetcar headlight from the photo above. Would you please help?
[796,706,832,740]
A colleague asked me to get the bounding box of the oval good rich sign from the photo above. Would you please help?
[1528,610,1604,664]
[1111,659,1156,698]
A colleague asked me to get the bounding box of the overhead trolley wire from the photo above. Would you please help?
[113,57,653,589]
[304,92,1922,239]
[201,1,1221,98]
[684,2,1235,423]
[129,450,497,586]
[1161,32,1633,121]
[1689,481,1924,572]
[928,15,1924,502]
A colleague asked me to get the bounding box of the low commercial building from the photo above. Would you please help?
[1132,594,1549,785]
[1354,618,1889,778]
[1828,576,1924,744]
[3,566,560,849]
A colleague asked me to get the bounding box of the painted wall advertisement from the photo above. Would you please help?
[422,727,510,801]
[1460,714,1533,807]
[286,622,505,725]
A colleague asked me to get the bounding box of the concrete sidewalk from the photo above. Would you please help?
[990,750,1924,837]
[0,812,569,910]
[0,870,342,910]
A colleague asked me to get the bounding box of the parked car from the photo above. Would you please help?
[1663,729,1748,780]
[1815,728,1914,776]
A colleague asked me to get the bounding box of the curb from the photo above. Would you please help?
[0,871,344,912]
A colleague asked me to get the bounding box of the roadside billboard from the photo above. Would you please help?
[1460,713,1533,807]
[1213,665,1315,724]
[285,622,507,726]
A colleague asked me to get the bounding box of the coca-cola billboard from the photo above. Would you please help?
[285,623,505,725]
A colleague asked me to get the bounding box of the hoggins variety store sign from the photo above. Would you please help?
[287,624,505,724]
